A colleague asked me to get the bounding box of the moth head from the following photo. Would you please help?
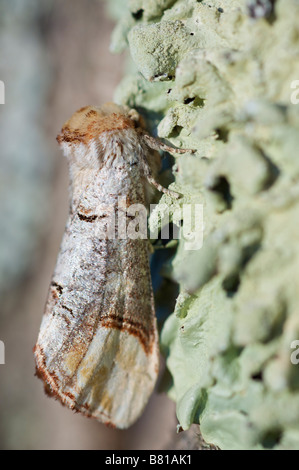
[56,103,145,158]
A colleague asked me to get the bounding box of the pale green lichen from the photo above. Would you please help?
[129,0,177,21]
[108,0,299,450]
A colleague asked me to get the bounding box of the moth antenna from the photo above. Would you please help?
[141,132,195,155]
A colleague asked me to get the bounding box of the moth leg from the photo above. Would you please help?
[140,133,193,198]
[142,132,195,155]
[146,174,180,199]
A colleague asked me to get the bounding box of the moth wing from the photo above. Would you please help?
[35,220,159,429]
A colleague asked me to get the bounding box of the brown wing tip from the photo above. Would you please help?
[34,343,119,426]
[34,344,64,400]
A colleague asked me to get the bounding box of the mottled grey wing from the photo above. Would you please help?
[34,212,159,428]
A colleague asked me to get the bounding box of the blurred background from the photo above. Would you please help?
[0,0,188,450]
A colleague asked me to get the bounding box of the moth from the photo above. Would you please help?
[34,103,190,429]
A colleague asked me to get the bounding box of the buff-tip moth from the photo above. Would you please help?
[34,103,191,429]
